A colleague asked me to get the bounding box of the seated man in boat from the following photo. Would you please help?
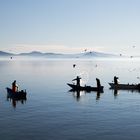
[72,76,81,86]
[114,76,119,85]
[12,80,18,92]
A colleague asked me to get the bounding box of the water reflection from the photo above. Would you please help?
[7,94,27,108]
[70,88,140,101]
[110,89,140,99]
[114,89,119,99]
[73,90,81,101]
[96,91,101,100]
[69,90,103,101]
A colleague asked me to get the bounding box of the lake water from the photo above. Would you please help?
[1,58,140,140]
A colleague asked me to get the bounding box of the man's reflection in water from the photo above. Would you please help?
[71,90,81,101]
[114,89,119,99]
[75,90,80,101]
[96,91,101,101]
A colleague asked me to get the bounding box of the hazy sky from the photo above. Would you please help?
[1,0,140,55]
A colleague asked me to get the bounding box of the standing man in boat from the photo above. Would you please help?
[114,76,118,85]
[72,76,81,86]
[96,78,101,88]
[12,80,18,92]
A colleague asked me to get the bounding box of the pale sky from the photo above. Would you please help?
[1,0,140,55]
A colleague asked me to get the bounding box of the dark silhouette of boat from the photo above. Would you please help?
[6,87,27,99]
[109,83,140,90]
[67,83,104,92]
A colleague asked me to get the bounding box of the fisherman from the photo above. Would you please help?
[114,76,118,85]
[12,80,18,92]
[72,76,81,86]
[96,78,101,88]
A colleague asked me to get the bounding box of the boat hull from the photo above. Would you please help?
[109,83,140,90]
[67,83,104,92]
[6,87,27,99]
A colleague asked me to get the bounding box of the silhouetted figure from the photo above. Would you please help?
[72,76,81,86]
[114,76,118,85]
[12,80,18,92]
[96,78,101,88]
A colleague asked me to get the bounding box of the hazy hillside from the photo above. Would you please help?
[0,51,13,56]
[18,51,118,58]
[80,51,117,58]
[0,51,119,58]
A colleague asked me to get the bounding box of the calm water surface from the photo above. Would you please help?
[0,58,140,140]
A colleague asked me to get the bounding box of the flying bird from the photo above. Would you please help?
[73,64,76,68]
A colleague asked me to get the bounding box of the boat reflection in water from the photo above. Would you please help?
[69,89,103,101]
[7,96,27,108]
[110,89,140,99]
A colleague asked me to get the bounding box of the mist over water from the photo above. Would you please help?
[0,58,140,140]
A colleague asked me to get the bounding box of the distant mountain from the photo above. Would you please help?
[19,51,46,56]
[0,50,119,58]
[0,51,13,56]
[18,51,119,58]
[19,51,64,57]
[81,51,117,58]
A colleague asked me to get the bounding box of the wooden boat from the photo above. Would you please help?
[6,87,27,99]
[109,83,140,90]
[67,83,104,92]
